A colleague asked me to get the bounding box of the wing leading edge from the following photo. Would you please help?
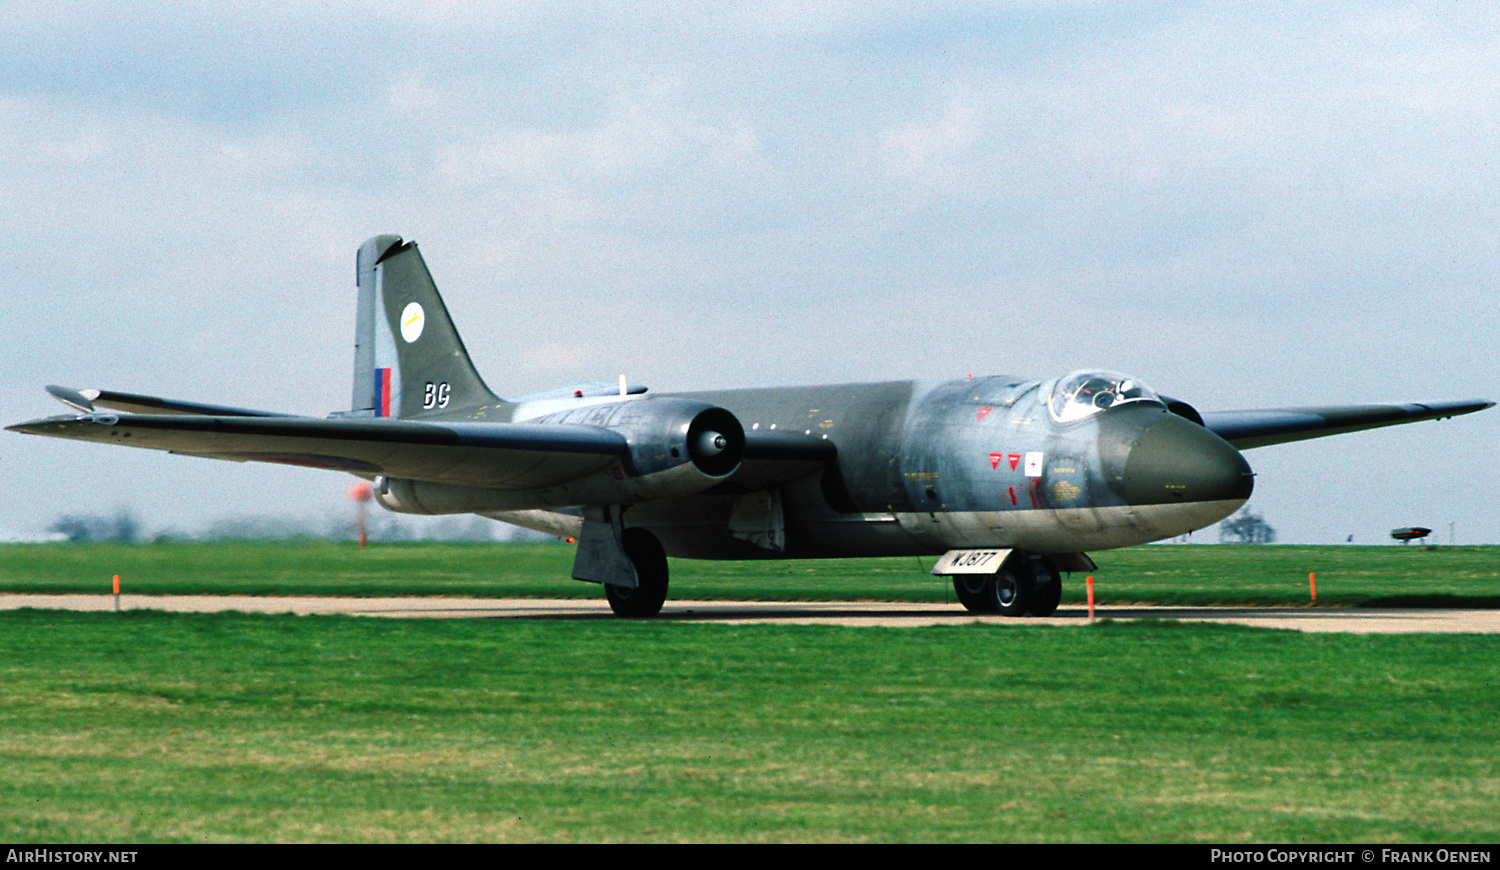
[1202,399,1494,450]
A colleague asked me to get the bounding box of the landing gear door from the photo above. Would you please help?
[931,548,1013,575]
[572,505,638,587]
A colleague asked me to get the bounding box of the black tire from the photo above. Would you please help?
[992,565,1032,616]
[953,576,999,613]
[1027,558,1062,617]
[604,527,669,618]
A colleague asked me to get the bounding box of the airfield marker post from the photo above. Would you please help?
[1086,575,1095,620]
[1309,572,1317,603]
[349,482,373,549]
[113,574,120,612]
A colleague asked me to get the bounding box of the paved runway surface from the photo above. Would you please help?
[3,594,1497,633]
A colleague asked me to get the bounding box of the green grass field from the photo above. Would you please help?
[1,542,1497,843]
[1,540,1496,607]
[1,610,1496,843]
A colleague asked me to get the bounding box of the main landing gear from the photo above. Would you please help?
[603,527,670,618]
[573,507,670,618]
[951,555,1063,617]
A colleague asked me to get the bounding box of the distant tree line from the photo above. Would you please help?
[49,510,141,543]
[46,509,550,543]
[1219,507,1277,544]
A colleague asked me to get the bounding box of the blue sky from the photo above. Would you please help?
[3,2,1496,543]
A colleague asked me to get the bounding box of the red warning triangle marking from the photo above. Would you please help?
[977,407,992,422]
[989,452,1002,470]
[1007,453,1021,472]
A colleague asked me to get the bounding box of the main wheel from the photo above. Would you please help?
[1026,558,1062,617]
[604,527,669,618]
[991,565,1032,616]
[953,576,999,613]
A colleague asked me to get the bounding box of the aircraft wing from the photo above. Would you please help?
[1201,399,1494,450]
[7,412,632,489]
[7,410,838,493]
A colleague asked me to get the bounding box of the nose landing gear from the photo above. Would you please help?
[950,554,1063,617]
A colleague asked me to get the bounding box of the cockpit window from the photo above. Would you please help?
[1046,370,1163,423]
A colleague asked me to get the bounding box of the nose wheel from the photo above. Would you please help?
[1026,559,1062,617]
[991,565,1032,616]
[953,575,999,613]
[951,555,1062,617]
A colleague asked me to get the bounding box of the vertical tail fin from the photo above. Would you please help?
[349,235,504,419]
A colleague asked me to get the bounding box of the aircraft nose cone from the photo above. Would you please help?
[1104,411,1254,506]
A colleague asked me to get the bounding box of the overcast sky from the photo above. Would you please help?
[3,1,1496,546]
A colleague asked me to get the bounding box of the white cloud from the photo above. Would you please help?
[878,97,978,181]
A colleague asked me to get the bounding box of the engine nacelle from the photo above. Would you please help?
[375,398,746,514]
[533,397,744,479]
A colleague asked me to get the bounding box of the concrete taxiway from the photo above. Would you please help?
[2,594,1497,633]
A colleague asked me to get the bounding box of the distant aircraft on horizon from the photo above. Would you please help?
[11,236,1492,616]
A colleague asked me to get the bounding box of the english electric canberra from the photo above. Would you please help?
[12,236,1490,616]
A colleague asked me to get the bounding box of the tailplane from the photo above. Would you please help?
[348,235,504,419]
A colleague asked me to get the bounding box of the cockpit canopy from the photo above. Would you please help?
[1046,370,1164,423]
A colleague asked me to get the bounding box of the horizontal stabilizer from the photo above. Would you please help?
[45,385,96,414]
[48,385,292,418]
[1203,399,1494,450]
